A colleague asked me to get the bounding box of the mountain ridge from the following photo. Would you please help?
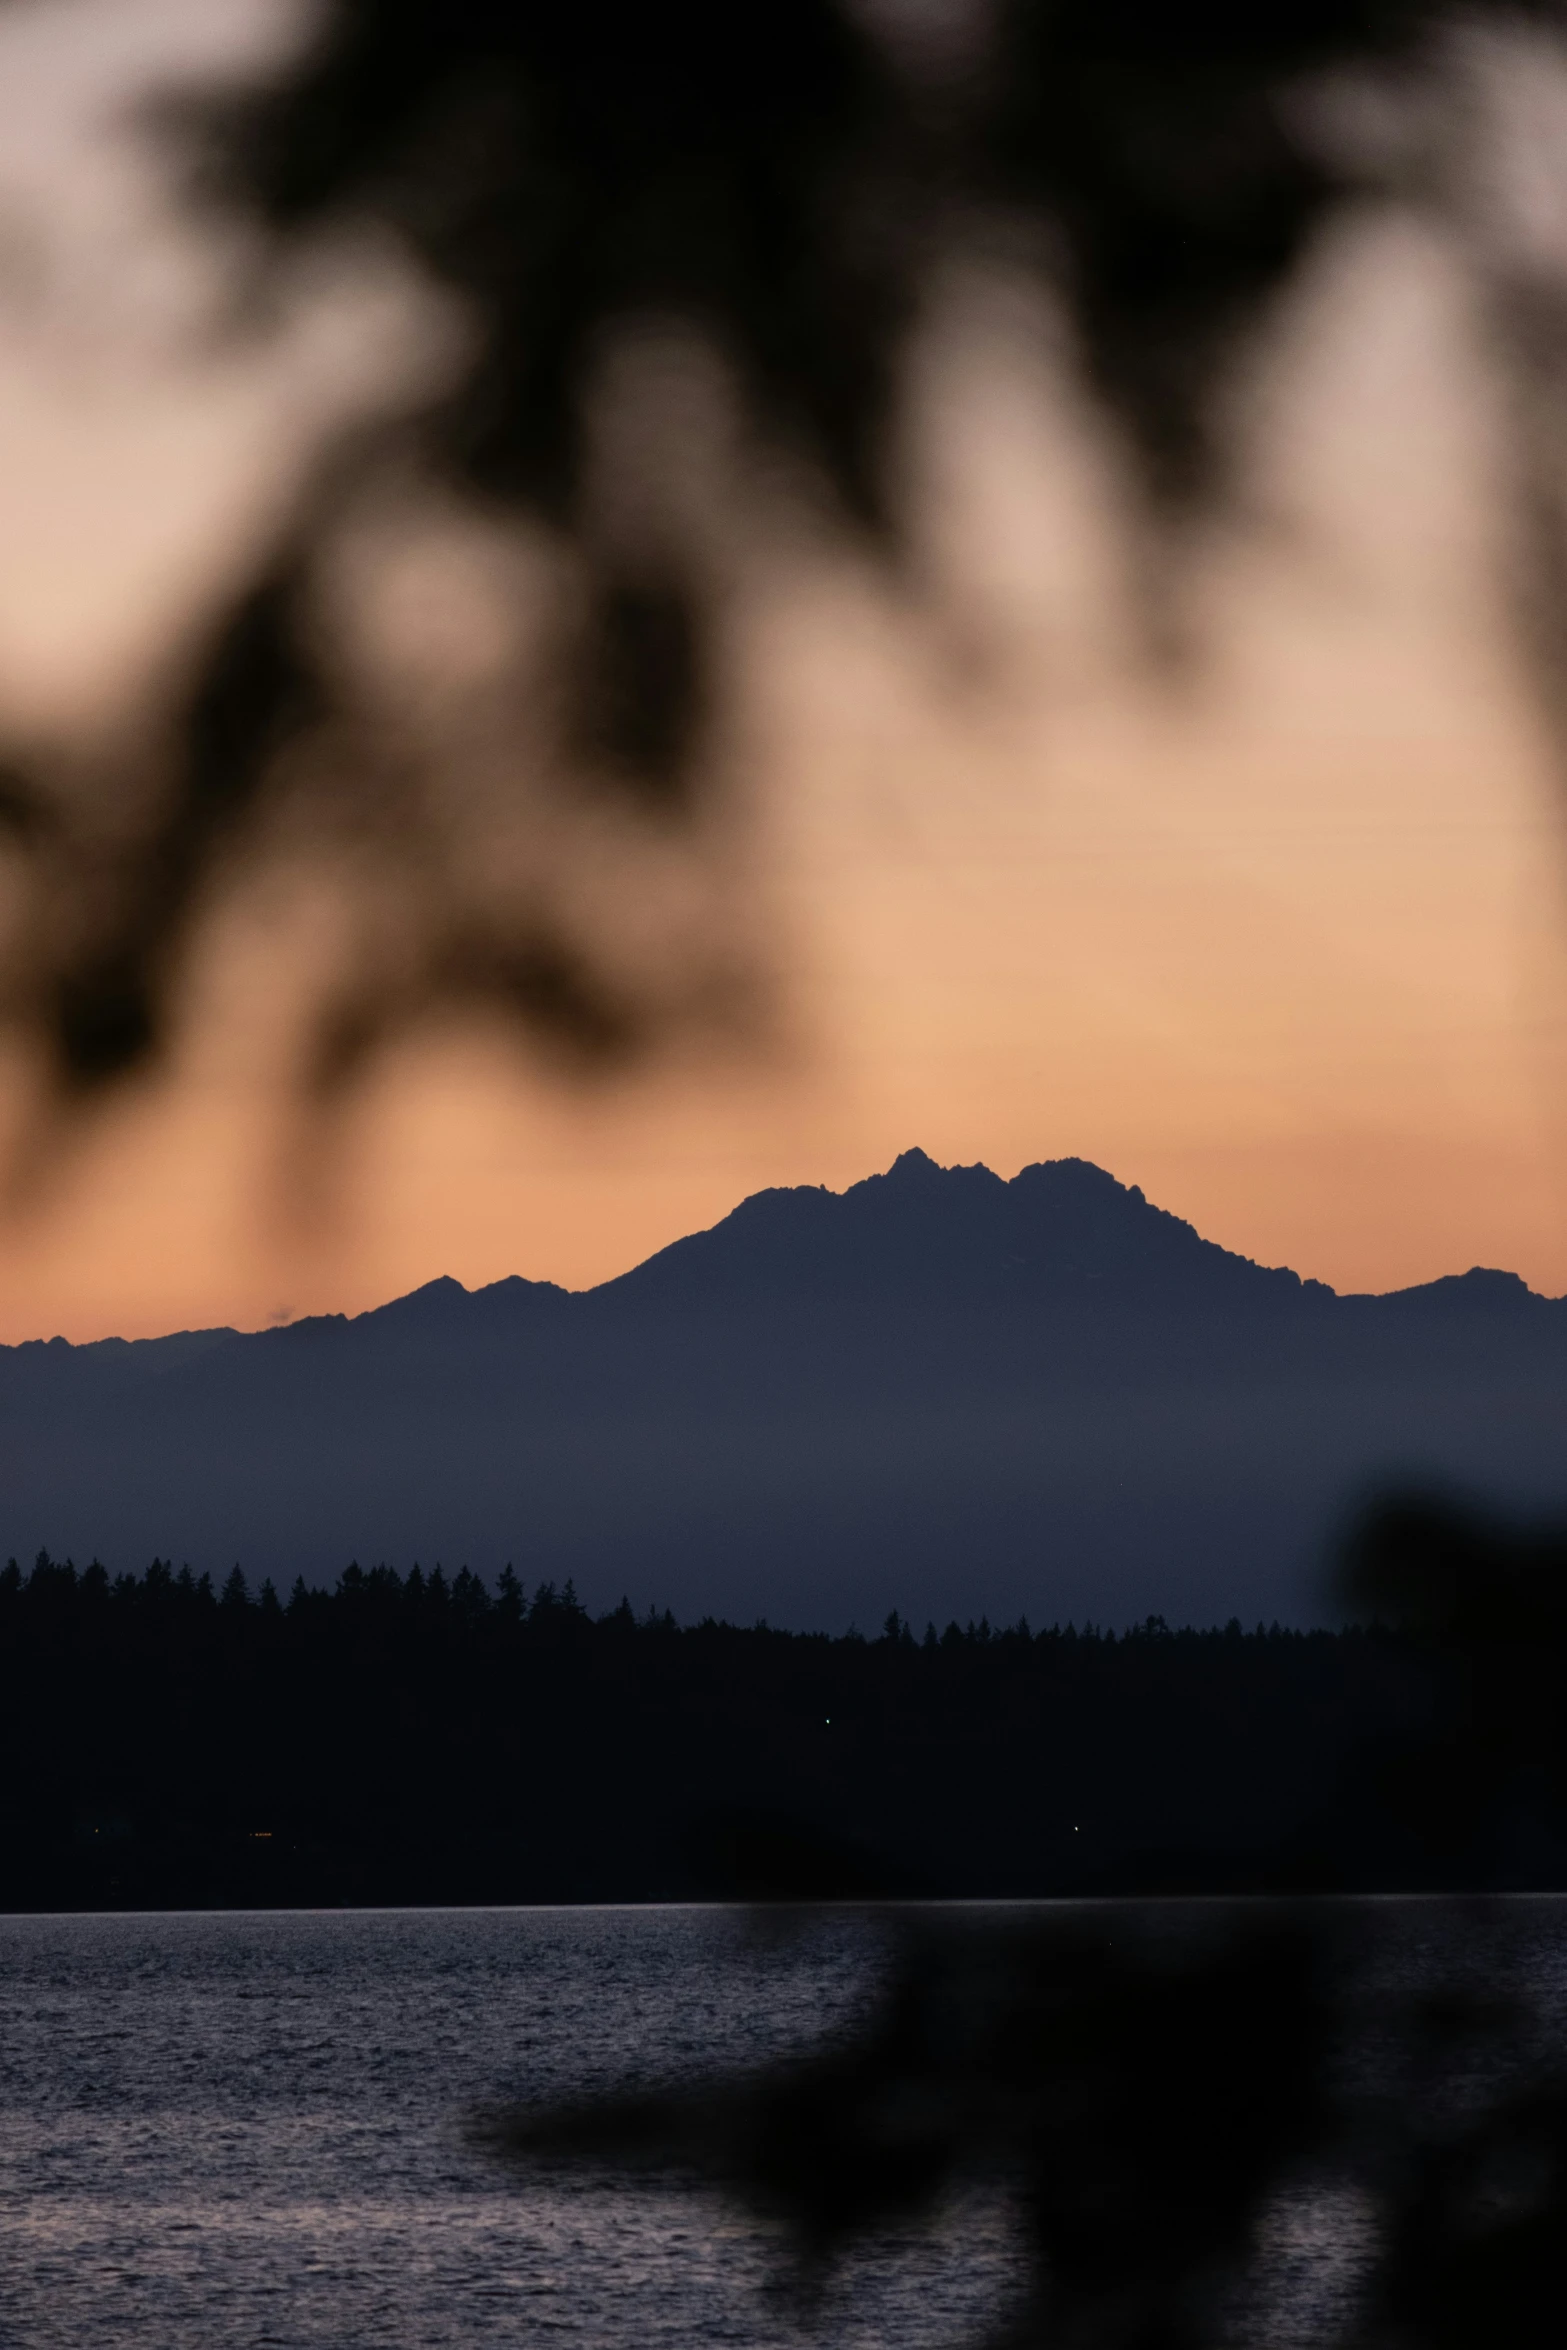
[1,1148,1562,1632]
[1,1148,1553,1357]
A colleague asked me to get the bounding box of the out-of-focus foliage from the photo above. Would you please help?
[491,1912,1331,2347]
[3,0,1546,1101]
[1343,1497,1567,1881]
[488,1496,1567,2349]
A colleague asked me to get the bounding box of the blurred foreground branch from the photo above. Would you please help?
[485,1496,1567,2349]
[1,0,1563,1109]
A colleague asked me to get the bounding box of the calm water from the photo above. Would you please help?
[1,1900,1565,2350]
[0,1905,1025,2350]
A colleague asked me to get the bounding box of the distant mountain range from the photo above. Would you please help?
[4,1149,1564,1627]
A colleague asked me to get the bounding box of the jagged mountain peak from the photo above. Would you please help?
[596,1150,1324,1310]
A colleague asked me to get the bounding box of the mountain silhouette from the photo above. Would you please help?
[1,1152,1562,1628]
[598,1150,1333,1308]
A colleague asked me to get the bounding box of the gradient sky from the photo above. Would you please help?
[0,0,1564,1342]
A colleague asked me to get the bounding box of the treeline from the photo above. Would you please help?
[0,1547,1331,1644]
[0,1547,1485,1911]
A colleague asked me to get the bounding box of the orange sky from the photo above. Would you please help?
[0,0,1564,1341]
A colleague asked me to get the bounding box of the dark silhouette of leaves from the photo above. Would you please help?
[9,0,1527,1098]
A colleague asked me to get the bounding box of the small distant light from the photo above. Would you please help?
[825,1718,831,1725]
[250,1831,273,1840]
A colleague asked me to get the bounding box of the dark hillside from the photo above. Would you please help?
[0,1550,1467,1912]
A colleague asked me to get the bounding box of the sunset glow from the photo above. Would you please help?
[0,2,1563,1343]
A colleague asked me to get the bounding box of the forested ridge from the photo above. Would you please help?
[0,1547,1477,1909]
